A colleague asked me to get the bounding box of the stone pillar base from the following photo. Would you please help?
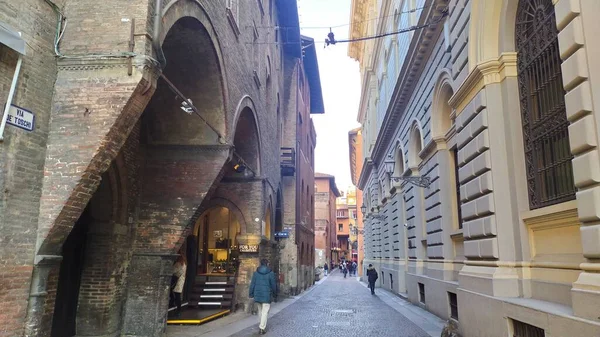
[458,264,520,297]
[572,271,600,322]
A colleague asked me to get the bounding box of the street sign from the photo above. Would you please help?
[239,244,259,253]
[6,104,34,131]
[274,231,289,238]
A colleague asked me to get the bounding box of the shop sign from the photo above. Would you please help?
[6,104,34,131]
[239,244,259,253]
[274,231,289,238]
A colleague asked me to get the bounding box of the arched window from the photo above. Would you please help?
[516,0,575,209]
[393,145,405,178]
[408,123,423,169]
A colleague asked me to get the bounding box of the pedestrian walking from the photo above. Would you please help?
[366,264,378,295]
[171,251,187,317]
[352,261,357,276]
[249,258,277,335]
[342,262,348,278]
[323,263,329,276]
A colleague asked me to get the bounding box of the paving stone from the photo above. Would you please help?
[230,271,430,337]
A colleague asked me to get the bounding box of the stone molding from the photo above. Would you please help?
[448,52,517,114]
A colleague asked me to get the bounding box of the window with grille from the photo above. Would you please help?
[418,282,425,304]
[516,0,575,209]
[512,319,545,337]
[452,148,462,229]
[448,292,458,320]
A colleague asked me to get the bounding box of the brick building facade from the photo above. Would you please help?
[0,0,319,336]
[314,173,340,269]
[278,36,323,296]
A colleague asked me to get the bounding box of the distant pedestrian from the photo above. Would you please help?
[352,261,357,276]
[171,251,187,317]
[366,264,378,295]
[323,263,329,276]
[249,259,277,335]
[342,262,348,278]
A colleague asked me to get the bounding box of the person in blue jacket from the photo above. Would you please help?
[249,258,277,335]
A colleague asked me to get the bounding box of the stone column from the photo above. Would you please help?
[122,253,177,337]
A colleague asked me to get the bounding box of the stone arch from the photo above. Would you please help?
[231,96,262,175]
[408,119,424,169]
[469,0,519,69]
[194,197,248,235]
[431,68,455,140]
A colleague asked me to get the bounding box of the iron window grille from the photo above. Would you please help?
[418,282,425,304]
[512,319,545,337]
[448,292,458,320]
[516,0,575,209]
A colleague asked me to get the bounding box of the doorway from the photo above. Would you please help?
[194,206,241,276]
[51,205,91,337]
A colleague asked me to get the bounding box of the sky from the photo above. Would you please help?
[298,0,361,193]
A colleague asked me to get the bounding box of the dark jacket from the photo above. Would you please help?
[367,267,378,283]
[249,265,277,303]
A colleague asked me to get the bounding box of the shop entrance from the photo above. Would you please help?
[168,206,241,324]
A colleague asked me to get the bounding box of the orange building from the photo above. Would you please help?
[348,128,364,276]
[314,173,340,269]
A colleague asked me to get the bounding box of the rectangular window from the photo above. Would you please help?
[418,283,425,304]
[448,292,458,320]
[452,148,462,229]
[381,271,384,284]
[338,224,343,231]
[512,319,545,337]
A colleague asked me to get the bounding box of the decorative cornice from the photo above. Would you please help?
[357,157,374,189]
[449,52,517,114]
[369,3,446,165]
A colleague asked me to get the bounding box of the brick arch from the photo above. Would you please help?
[231,96,263,175]
[144,6,227,145]
[193,197,248,236]
[161,0,229,126]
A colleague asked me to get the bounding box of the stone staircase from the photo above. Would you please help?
[188,275,235,309]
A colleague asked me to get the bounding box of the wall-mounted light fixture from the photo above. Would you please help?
[360,203,385,220]
[383,154,431,188]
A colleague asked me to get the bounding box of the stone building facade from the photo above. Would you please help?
[349,127,365,276]
[0,0,316,336]
[351,0,600,336]
[314,173,341,269]
[278,35,323,296]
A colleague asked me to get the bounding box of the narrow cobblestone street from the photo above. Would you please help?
[227,271,434,337]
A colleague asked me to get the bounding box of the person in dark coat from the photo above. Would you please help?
[323,263,329,276]
[249,259,277,335]
[366,264,378,295]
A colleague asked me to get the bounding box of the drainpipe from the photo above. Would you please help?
[153,0,166,70]
[0,53,23,141]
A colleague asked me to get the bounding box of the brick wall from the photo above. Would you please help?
[0,1,61,336]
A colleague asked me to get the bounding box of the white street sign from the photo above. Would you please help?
[6,104,34,131]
